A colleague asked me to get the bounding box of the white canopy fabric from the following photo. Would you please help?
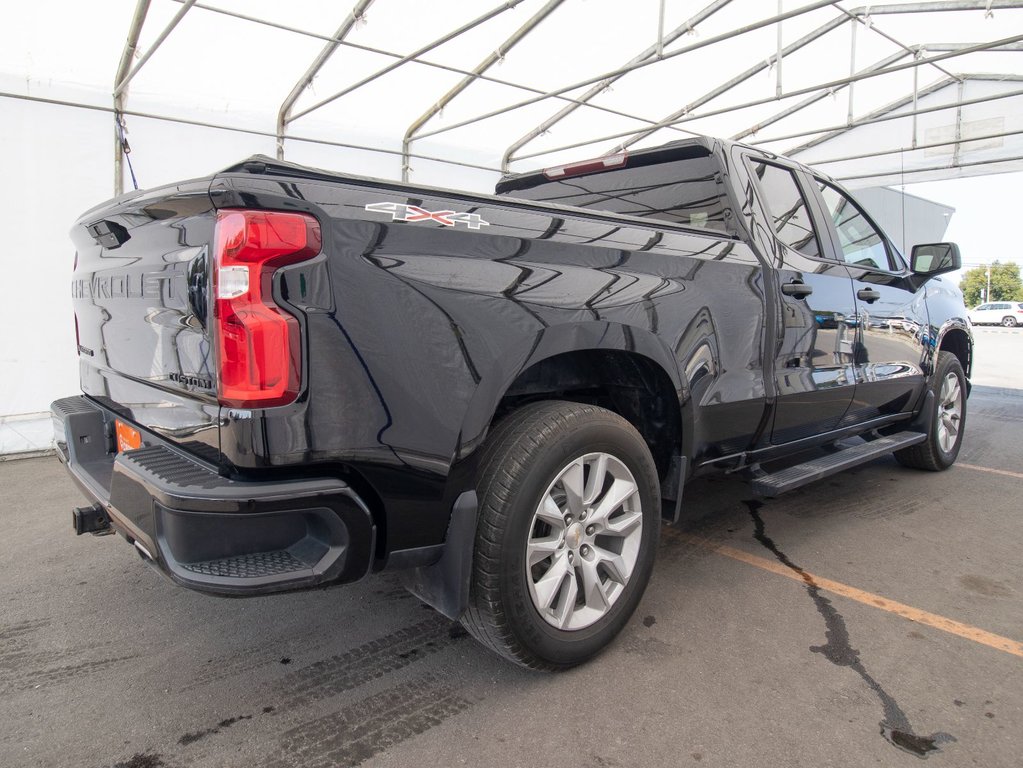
[3,0,1022,192]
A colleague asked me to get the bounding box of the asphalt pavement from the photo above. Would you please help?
[1,327,1020,768]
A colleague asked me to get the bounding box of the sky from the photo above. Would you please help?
[906,171,1023,289]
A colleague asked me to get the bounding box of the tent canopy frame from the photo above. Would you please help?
[98,0,1023,193]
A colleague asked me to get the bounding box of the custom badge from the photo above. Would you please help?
[365,202,489,230]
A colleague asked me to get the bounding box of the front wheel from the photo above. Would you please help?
[461,401,660,670]
[895,351,967,471]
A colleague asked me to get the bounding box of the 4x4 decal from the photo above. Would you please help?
[365,202,489,230]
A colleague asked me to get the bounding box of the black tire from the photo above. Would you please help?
[461,401,660,670]
[1002,316,1017,328]
[895,351,967,471]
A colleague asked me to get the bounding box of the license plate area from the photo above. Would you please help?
[115,420,142,452]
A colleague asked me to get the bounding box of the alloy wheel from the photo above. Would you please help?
[525,452,643,630]
[936,372,963,454]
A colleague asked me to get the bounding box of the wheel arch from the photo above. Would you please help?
[454,322,689,481]
[410,325,687,623]
[935,322,973,391]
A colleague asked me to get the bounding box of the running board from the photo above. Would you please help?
[751,432,927,497]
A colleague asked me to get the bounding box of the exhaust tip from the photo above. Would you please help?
[133,540,154,560]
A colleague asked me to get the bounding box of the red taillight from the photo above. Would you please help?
[213,209,321,408]
[542,152,628,180]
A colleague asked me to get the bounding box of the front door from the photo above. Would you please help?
[747,160,859,444]
[810,179,928,423]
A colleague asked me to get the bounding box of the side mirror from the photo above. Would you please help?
[911,242,961,276]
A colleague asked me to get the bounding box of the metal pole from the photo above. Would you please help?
[833,152,1023,182]
[513,33,1023,162]
[0,90,506,175]
[790,127,1023,164]
[173,0,715,134]
[417,0,1023,145]
[657,0,666,58]
[848,20,857,125]
[501,0,734,171]
[953,80,966,166]
[748,78,1023,147]
[113,0,197,97]
[618,0,1020,152]
[113,0,152,196]
[276,0,375,160]
[14,84,1023,182]
[922,41,1023,50]
[912,55,920,148]
[839,0,1023,12]
[616,12,851,151]
[289,1,527,124]
[733,50,909,141]
[776,0,784,99]
[830,3,962,83]
[417,0,842,144]
[784,71,1023,154]
[114,0,152,103]
[401,0,565,181]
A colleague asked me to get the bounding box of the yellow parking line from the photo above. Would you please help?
[957,463,1023,481]
[669,530,1023,659]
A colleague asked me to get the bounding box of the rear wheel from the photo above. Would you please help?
[461,401,660,670]
[1002,316,1017,327]
[895,351,967,471]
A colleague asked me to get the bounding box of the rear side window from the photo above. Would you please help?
[750,161,821,258]
[500,149,735,235]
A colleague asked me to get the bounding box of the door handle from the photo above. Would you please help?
[781,281,813,298]
[857,288,881,303]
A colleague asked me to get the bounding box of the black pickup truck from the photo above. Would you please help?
[53,137,971,669]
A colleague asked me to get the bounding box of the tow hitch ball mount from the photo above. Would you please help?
[72,503,112,535]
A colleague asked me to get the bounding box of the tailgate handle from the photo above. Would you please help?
[781,281,813,298]
[86,219,130,250]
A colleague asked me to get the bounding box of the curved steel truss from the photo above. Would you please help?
[76,0,1023,191]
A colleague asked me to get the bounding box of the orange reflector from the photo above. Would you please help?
[115,420,141,452]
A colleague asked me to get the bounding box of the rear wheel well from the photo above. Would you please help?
[492,350,682,484]
[938,328,972,390]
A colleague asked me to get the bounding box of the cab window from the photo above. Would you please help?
[750,161,821,258]
[499,145,736,235]
[817,181,895,271]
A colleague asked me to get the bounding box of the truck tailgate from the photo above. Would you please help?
[68,180,220,462]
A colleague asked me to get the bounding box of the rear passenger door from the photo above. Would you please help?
[809,178,928,422]
[746,159,859,444]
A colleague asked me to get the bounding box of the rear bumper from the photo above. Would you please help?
[51,396,375,596]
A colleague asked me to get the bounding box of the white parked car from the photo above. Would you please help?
[968,301,1023,327]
